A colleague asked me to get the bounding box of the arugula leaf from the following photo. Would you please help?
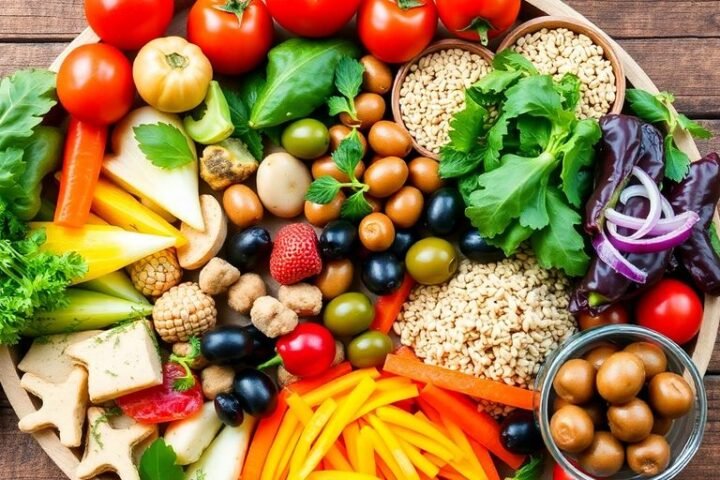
[340,191,373,221]
[327,57,365,120]
[139,439,184,480]
[0,69,57,151]
[305,176,342,204]
[134,123,196,170]
[492,50,538,75]
[559,119,602,207]
[664,136,691,183]
[531,189,590,277]
[446,92,487,153]
[332,130,364,178]
[507,456,544,480]
[222,86,264,161]
[626,89,672,124]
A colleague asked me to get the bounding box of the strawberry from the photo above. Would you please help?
[270,223,323,285]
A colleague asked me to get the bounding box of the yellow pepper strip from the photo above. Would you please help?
[357,426,377,476]
[423,452,448,468]
[285,394,352,472]
[377,456,399,480]
[354,385,419,420]
[363,427,405,480]
[307,472,381,480]
[342,421,361,470]
[276,424,304,480]
[299,377,377,479]
[262,412,300,480]
[396,437,441,478]
[288,398,337,480]
[366,414,419,480]
[376,406,461,458]
[301,368,380,407]
[374,377,413,391]
[441,417,487,480]
[386,426,455,463]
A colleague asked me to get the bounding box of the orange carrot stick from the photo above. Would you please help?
[287,362,353,396]
[242,390,289,480]
[371,274,415,334]
[470,439,501,480]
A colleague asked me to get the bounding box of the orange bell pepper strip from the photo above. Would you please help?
[470,439,501,480]
[242,390,289,480]
[419,385,526,470]
[287,362,353,396]
[371,274,415,333]
[55,118,107,227]
[384,353,535,410]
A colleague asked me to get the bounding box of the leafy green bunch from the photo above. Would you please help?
[440,51,602,276]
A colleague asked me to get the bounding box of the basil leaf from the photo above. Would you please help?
[139,439,184,480]
[134,123,196,170]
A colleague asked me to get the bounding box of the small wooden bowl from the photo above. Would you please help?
[391,39,495,160]
[497,16,626,116]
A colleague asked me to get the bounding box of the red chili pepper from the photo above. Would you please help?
[435,0,521,45]
[260,323,336,378]
[54,117,107,227]
[371,274,415,334]
[116,363,203,424]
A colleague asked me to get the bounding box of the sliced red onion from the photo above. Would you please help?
[592,232,648,283]
[605,209,698,236]
[625,167,662,239]
[606,211,700,253]
[619,184,674,218]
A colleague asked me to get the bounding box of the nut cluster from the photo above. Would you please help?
[399,49,491,154]
[153,282,217,343]
[511,28,617,119]
[395,252,576,407]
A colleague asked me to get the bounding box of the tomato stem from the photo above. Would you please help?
[396,0,425,10]
[461,17,493,46]
[258,354,283,370]
[165,52,188,69]
[216,0,250,23]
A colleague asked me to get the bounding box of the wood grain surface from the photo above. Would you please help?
[1,1,719,478]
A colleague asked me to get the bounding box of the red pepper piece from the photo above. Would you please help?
[371,274,415,334]
[259,323,336,378]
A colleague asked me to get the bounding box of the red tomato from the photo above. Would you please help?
[578,304,629,331]
[84,0,174,51]
[187,0,274,75]
[357,0,438,64]
[116,364,204,424]
[552,463,575,480]
[56,44,134,126]
[266,0,362,38]
[636,279,703,345]
[436,0,521,44]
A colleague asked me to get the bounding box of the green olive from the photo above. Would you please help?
[405,237,459,285]
[281,118,330,160]
[348,331,394,368]
[323,292,374,337]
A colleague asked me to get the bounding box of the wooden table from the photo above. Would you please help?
[1,1,719,478]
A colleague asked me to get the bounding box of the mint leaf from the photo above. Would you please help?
[626,89,672,124]
[340,191,372,221]
[0,69,57,151]
[559,119,602,207]
[677,114,712,139]
[328,57,364,119]
[328,96,353,117]
[332,130,363,179]
[139,439,184,480]
[531,188,589,276]
[223,86,264,161]
[664,135,691,182]
[305,176,342,204]
[134,123,195,170]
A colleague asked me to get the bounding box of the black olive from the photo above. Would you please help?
[425,188,465,236]
[233,368,278,417]
[459,229,505,263]
[500,410,544,455]
[226,227,272,271]
[361,252,405,295]
[390,228,421,259]
[201,326,254,365]
[319,220,358,260]
[214,392,244,427]
[242,325,277,365]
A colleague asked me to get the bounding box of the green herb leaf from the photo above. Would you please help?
[492,50,538,75]
[334,57,365,101]
[446,92,487,153]
[340,191,373,221]
[139,439,184,480]
[555,74,582,111]
[478,113,511,172]
[664,135,691,182]
[305,176,342,204]
[531,189,590,277]
[626,89,672,124]
[468,70,523,107]
[222,85,265,161]
[677,114,712,139]
[486,221,535,256]
[328,96,354,117]
[519,176,550,230]
[517,116,551,156]
[458,174,479,206]
[508,456,544,480]
[0,148,26,204]
[439,148,483,179]
[168,336,201,392]
[332,130,364,179]
[559,119,602,207]
[709,226,720,257]
[134,123,196,170]
[0,69,57,151]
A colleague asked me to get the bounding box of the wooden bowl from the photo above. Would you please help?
[390,39,495,160]
[0,1,717,479]
[497,15,626,115]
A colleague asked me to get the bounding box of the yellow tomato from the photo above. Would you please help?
[133,36,213,113]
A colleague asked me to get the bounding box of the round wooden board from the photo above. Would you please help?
[1,0,717,478]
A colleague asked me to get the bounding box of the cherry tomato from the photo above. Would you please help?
[84,0,174,50]
[56,44,134,126]
[357,0,438,64]
[578,304,629,331]
[552,463,575,480]
[116,363,203,424]
[275,323,336,377]
[187,0,274,75]
[266,0,362,38]
[636,279,703,345]
[435,0,521,44]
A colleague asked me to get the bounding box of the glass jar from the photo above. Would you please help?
[535,324,707,480]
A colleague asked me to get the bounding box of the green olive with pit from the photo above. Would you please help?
[323,292,374,337]
[348,331,394,368]
[405,237,458,285]
[281,118,330,160]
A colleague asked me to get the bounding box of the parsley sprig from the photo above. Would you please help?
[327,57,365,122]
[626,89,712,181]
[168,336,201,392]
[305,130,373,221]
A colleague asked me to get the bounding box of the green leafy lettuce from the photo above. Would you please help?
[440,51,602,276]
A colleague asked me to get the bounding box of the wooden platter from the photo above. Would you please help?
[0,0,717,478]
